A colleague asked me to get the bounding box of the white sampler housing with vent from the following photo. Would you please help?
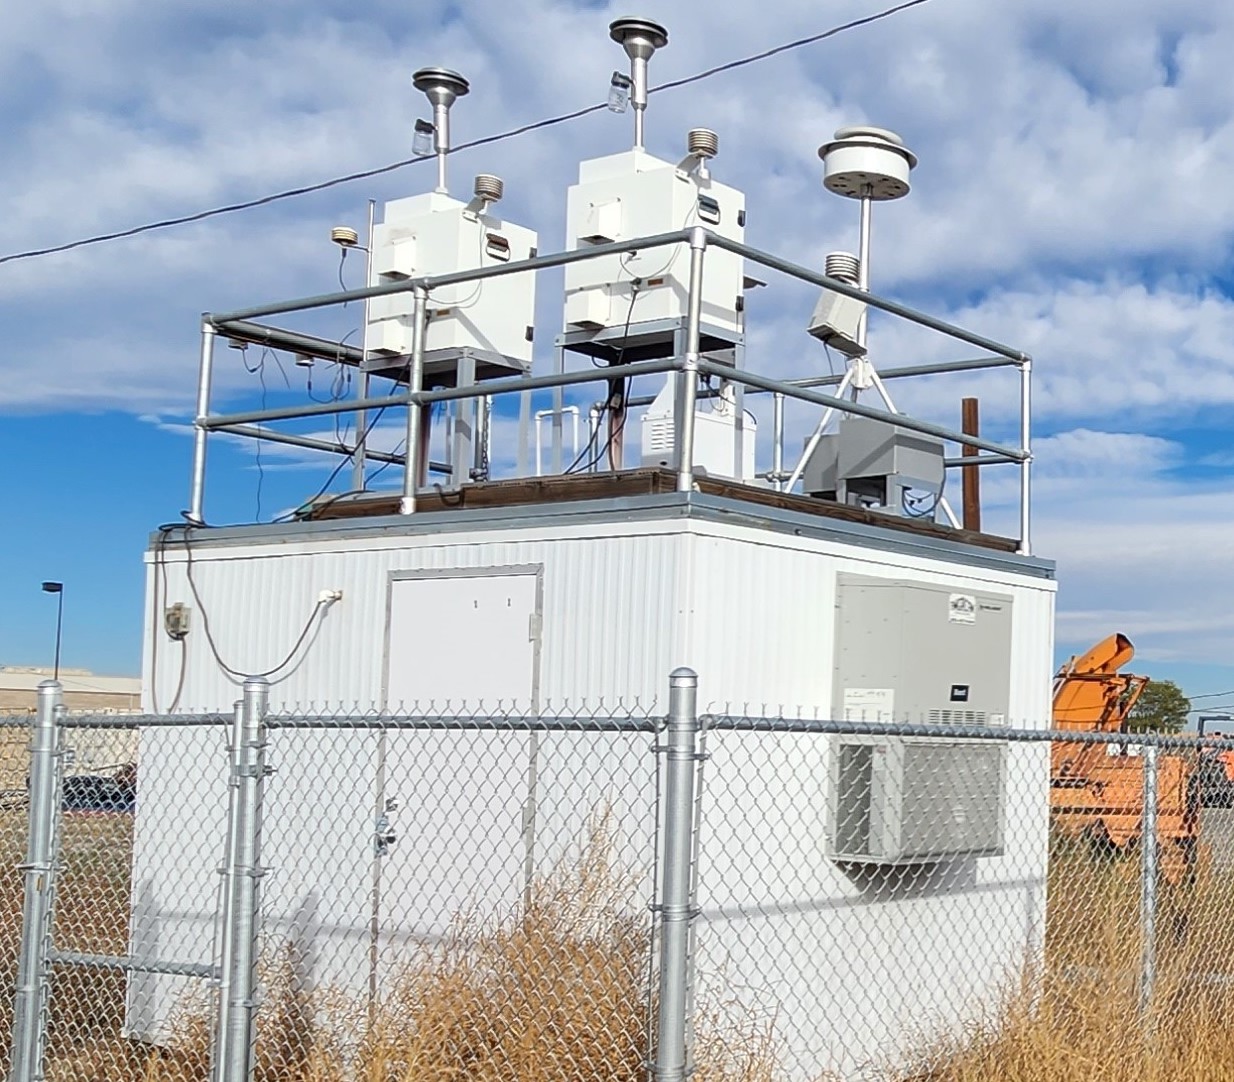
[563,143,746,337]
[640,379,756,479]
[368,188,538,368]
[366,68,538,374]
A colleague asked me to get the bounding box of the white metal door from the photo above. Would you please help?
[385,571,539,712]
[378,571,540,973]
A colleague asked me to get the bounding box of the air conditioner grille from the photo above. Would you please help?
[927,709,990,726]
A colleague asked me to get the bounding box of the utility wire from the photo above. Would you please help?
[0,0,933,269]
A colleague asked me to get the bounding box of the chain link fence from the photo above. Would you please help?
[6,677,1234,1081]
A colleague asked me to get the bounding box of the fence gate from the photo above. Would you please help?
[7,686,232,1082]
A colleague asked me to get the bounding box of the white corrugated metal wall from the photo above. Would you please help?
[131,509,1055,1076]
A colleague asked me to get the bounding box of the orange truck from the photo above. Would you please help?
[1050,633,1197,882]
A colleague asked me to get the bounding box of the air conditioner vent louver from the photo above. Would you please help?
[927,709,989,726]
[828,737,1006,865]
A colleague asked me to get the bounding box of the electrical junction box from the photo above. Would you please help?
[563,149,745,340]
[639,378,756,481]
[827,573,1012,864]
[367,191,538,372]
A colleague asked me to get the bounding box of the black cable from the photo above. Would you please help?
[652,0,931,95]
[566,284,642,474]
[274,404,391,522]
[823,341,839,378]
[365,440,405,487]
[178,525,328,680]
[0,0,934,268]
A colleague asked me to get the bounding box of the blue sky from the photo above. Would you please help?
[5,0,1234,715]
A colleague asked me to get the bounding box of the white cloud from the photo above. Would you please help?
[8,0,1234,669]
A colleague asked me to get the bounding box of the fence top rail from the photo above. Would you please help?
[48,709,1231,749]
[263,713,664,733]
[703,714,1234,750]
[57,713,230,729]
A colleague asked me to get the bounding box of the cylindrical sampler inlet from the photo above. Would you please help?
[609,17,669,150]
[817,125,917,201]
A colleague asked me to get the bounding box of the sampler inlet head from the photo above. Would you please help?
[608,17,669,60]
[818,125,917,201]
[412,66,471,195]
[411,66,471,109]
[609,17,668,149]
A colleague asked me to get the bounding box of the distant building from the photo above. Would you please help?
[0,666,141,714]
[0,667,141,791]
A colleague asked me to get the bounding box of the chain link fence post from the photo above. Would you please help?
[9,680,63,1082]
[212,678,269,1082]
[1139,743,1158,1020]
[653,668,700,1082]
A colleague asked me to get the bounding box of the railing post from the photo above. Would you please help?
[188,322,218,526]
[212,678,269,1082]
[654,668,700,1082]
[9,681,63,1082]
[771,392,785,491]
[1018,355,1032,555]
[675,230,707,493]
[399,284,429,515]
[1139,744,1158,1020]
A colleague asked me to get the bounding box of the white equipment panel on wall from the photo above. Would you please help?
[386,570,539,708]
[380,570,540,964]
[563,149,745,336]
[368,191,538,370]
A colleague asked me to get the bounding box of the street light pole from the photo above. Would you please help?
[41,582,63,683]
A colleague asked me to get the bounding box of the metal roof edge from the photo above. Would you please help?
[145,491,1054,579]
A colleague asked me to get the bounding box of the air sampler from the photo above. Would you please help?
[562,18,755,479]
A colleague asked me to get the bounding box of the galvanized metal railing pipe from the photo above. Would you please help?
[9,681,62,1082]
[188,323,217,525]
[676,229,707,492]
[772,392,785,491]
[215,425,403,466]
[696,359,1026,462]
[705,233,1029,363]
[400,285,429,515]
[1019,356,1033,555]
[207,231,692,325]
[654,668,701,1082]
[199,359,679,432]
[352,198,377,493]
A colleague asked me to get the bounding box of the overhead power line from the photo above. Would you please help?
[0,0,932,269]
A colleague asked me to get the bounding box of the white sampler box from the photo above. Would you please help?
[368,190,538,373]
[563,149,745,341]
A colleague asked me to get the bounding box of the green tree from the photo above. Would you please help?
[1127,679,1190,734]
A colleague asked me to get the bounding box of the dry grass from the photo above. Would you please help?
[917,837,1234,1082]
[8,810,1234,1081]
[0,809,775,1082]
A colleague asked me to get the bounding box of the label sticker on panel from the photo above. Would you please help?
[948,594,976,624]
[843,687,895,721]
